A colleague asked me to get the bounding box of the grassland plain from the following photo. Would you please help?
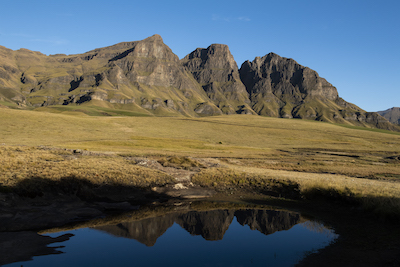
[1,107,400,266]
[1,108,400,208]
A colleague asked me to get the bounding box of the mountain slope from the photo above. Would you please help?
[378,107,400,124]
[1,35,214,116]
[239,53,399,131]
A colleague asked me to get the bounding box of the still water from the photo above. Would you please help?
[3,208,338,267]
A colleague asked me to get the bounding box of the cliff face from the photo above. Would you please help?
[239,53,339,118]
[0,35,398,131]
[239,53,399,130]
[181,44,254,115]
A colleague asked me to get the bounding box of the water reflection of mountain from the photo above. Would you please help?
[94,214,177,246]
[176,210,235,240]
[235,210,301,235]
[94,209,301,246]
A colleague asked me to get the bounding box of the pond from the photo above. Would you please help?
[2,206,338,267]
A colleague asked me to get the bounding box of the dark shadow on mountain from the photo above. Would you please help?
[68,77,83,92]
[76,93,92,104]
[108,47,135,62]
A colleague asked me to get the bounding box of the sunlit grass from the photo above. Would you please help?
[1,109,399,156]
[1,108,400,216]
[0,146,174,190]
[193,166,400,218]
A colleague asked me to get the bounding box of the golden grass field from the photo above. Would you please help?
[1,107,400,216]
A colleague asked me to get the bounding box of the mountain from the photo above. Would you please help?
[378,107,400,124]
[0,35,213,117]
[0,34,398,131]
[181,44,254,115]
[239,53,399,131]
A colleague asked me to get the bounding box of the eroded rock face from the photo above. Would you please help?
[182,44,252,115]
[239,53,339,118]
[238,53,400,131]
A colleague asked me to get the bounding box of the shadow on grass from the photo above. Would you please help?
[2,175,176,206]
[302,187,400,220]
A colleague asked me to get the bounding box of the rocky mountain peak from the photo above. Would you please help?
[143,34,164,42]
[240,53,340,119]
[181,44,252,115]
[107,34,176,62]
[184,44,237,73]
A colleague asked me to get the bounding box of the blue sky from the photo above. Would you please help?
[0,0,399,112]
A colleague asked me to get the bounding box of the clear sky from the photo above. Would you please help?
[0,0,399,112]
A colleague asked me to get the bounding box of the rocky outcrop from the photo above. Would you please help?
[182,44,254,115]
[239,53,400,131]
[378,107,400,124]
[240,53,339,119]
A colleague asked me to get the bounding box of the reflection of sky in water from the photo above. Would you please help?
[5,217,337,267]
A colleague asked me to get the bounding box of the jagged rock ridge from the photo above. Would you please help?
[0,35,398,131]
[181,44,254,115]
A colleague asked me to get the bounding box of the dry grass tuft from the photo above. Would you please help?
[0,145,174,194]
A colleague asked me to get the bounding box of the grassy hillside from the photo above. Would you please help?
[1,108,399,155]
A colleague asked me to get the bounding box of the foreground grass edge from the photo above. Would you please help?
[1,145,399,219]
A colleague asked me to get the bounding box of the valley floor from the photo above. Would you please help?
[1,109,400,265]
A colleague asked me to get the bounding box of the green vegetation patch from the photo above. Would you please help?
[35,105,153,117]
[338,124,400,136]
[157,156,205,170]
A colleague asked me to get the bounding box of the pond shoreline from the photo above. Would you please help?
[1,145,399,266]
[1,186,399,266]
